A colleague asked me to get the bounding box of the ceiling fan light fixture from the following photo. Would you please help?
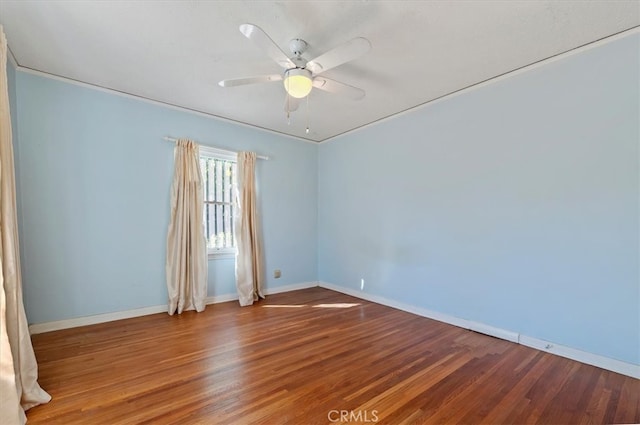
[283,68,313,98]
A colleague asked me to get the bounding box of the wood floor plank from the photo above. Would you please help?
[26,287,639,424]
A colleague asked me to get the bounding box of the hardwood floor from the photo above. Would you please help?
[27,287,639,424]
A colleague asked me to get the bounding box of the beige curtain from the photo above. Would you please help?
[166,139,207,315]
[0,26,51,424]
[234,152,264,306]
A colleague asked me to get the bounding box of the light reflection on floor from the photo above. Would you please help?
[262,303,361,308]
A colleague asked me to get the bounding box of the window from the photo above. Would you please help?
[199,147,237,256]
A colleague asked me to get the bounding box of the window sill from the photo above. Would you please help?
[208,250,236,260]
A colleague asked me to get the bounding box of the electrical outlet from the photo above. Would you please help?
[274,269,281,279]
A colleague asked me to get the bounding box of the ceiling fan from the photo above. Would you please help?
[218,24,371,113]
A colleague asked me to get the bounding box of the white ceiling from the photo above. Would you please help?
[1,1,638,142]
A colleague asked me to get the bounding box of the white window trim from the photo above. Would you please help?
[200,146,238,259]
[199,145,237,161]
[208,248,236,260]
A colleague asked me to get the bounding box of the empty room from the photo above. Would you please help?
[0,1,638,424]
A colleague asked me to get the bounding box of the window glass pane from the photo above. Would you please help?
[215,159,223,202]
[200,155,237,250]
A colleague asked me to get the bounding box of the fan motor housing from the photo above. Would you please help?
[290,56,307,68]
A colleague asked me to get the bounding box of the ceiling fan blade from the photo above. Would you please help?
[239,23,295,69]
[306,37,371,75]
[284,95,301,112]
[218,74,282,87]
[313,77,365,100]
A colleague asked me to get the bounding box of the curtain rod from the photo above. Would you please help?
[162,137,269,160]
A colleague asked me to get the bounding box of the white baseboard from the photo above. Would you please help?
[264,281,319,295]
[318,281,639,379]
[518,335,640,379]
[204,293,239,305]
[320,281,473,332]
[319,281,517,342]
[28,281,319,335]
[28,304,168,335]
[29,280,638,379]
[469,321,520,343]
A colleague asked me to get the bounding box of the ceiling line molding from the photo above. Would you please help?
[9,24,638,145]
[319,25,640,145]
[6,44,18,68]
[12,65,319,146]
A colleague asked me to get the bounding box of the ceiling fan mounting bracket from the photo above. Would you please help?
[289,38,308,57]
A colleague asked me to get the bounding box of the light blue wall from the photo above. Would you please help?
[10,32,638,366]
[15,72,317,324]
[318,34,639,365]
[7,55,25,277]
[7,57,18,153]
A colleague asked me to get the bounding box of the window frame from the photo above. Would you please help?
[199,146,238,259]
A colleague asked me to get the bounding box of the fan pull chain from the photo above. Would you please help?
[286,79,291,125]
